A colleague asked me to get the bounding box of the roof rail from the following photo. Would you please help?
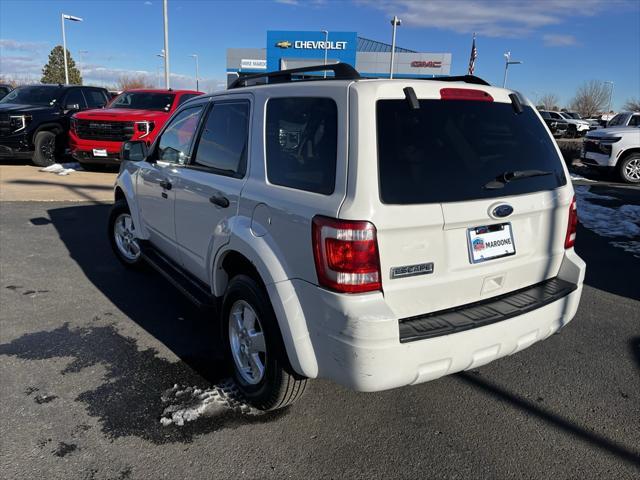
[228,63,361,89]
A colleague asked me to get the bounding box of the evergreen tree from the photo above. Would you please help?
[41,45,83,85]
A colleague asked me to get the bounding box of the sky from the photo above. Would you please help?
[0,0,638,110]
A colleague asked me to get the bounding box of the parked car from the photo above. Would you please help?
[554,112,591,137]
[582,125,640,183]
[0,84,110,166]
[606,111,640,128]
[109,65,585,411]
[0,84,13,100]
[69,89,203,168]
[539,110,569,137]
[562,111,599,130]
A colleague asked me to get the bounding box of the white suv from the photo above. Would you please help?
[110,65,585,411]
[582,125,640,183]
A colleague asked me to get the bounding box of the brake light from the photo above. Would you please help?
[565,196,578,249]
[440,88,493,102]
[312,216,382,294]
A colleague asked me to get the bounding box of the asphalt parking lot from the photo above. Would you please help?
[1,162,639,479]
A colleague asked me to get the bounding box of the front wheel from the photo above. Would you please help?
[618,153,640,184]
[32,131,57,167]
[222,275,307,411]
[108,199,143,268]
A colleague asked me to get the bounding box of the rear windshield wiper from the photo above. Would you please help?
[483,169,553,189]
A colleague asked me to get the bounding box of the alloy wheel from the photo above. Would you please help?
[229,300,267,385]
[113,213,140,262]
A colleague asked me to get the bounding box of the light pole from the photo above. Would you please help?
[78,50,88,81]
[189,54,199,91]
[162,0,170,89]
[61,13,83,85]
[156,50,165,88]
[389,16,401,79]
[502,51,523,88]
[321,30,329,78]
[604,81,614,113]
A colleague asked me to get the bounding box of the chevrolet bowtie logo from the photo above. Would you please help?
[276,40,292,49]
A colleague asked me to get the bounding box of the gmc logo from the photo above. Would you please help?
[410,61,442,68]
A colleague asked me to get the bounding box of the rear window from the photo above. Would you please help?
[377,100,567,204]
[266,97,337,195]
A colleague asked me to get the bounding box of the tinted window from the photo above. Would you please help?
[608,114,623,126]
[192,101,249,175]
[178,93,200,106]
[540,111,551,119]
[377,100,567,204]
[157,106,203,164]
[628,115,640,127]
[111,92,175,111]
[84,89,107,108]
[266,97,337,195]
[64,89,87,109]
[0,85,61,105]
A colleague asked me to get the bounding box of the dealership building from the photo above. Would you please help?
[227,30,452,86]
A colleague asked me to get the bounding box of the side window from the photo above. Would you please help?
[628,115,640,127]
[608,114,623,126]
[540,111,550,119]
[157,105,204,164]
[265,97,337,195]
[84,89,108,108]
[192,101,249,175]
[178,93,200,106]
[64,89,87,109]
[550,112,560,119]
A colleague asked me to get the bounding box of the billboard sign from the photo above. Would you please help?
[267,30,357,71]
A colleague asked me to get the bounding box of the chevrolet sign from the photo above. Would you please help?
[276,40,348,50]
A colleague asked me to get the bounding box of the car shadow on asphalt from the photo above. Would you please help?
[3,203,286,443]
[575,223,640,302]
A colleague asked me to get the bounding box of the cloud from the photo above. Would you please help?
[0,39,47,53]
[543,34,579,46]
[0,55,43,77]
[275,0,299,4]
[360,0,620,37]
[144,1,152,5]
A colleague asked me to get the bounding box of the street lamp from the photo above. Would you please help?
[189,54,199,91]
[389,16,401,79]
[502,51,523,88]
[162,0,170,89]
[604,81,614,113]
[78,50,88,81]
[61,13,83,85]
[321,30,328,79]
[156,51,165,89]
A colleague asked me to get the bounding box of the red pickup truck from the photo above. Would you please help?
[70,88,202,167]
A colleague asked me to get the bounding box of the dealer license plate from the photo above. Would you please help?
[93,148,107,157]
[467,223,516,263]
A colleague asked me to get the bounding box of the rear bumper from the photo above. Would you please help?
[282,249,585,392]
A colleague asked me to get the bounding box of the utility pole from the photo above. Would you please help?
[389,16,401,79]
[190,54,199,90]
[162,0,170,89]
[321,30,329,78]
[604,81,614,113]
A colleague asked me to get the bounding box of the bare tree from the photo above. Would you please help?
[117,74,154,91]
[623,97,640,112]
[538,93,559,111]
[569,80,610,117]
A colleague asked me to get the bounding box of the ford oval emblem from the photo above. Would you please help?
[492,204,514,218]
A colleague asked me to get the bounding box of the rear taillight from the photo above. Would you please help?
[565,196,578,249]
[312,216,382,294]
[440,88,493,102]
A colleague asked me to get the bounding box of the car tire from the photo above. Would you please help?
[108,199,144,268]
[618,153,640,184]
[222,274,307,411]
[32,131,57,167]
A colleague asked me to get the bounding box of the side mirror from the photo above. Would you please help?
[120,141,148,162]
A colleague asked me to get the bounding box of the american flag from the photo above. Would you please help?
[468,34,477,75]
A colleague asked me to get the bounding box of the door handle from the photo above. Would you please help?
[159,180,172,190]
[209,193,230,208]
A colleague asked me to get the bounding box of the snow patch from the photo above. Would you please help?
[40,162,83,176]
[160,380,263,426]
[570,173,596,182]
[575,186,640,256]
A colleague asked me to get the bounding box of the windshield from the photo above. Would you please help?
[559,112,572,119]
[109,92,175,111]
[377,100,566,204]
[567,112,581,119]
[0,85,62,106]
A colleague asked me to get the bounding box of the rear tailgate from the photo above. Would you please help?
[344,81,573,319]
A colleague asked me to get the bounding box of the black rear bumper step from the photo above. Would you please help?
[399,277,577,343]
[140,242,215,310]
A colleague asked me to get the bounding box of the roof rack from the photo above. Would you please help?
[228,63,361,89]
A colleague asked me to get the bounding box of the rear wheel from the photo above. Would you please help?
[222,275,306,411]
[32,131,57,167]
[618,153,640,184]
